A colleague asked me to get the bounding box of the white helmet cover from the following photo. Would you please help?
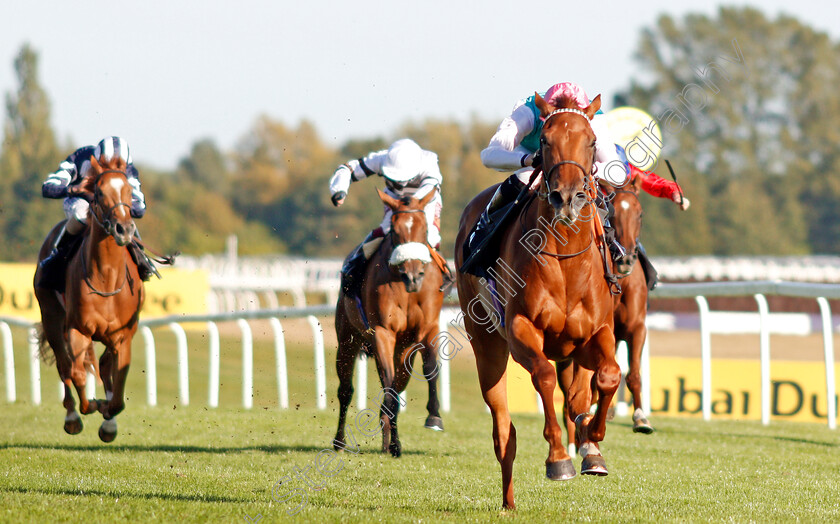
[381,138,422,182]
[94,136,132,164]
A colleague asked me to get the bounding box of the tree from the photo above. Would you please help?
[0,44,63,261]
[616,7,837,254]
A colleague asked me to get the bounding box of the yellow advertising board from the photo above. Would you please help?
[0,263,209,321]
[506,356,840,424]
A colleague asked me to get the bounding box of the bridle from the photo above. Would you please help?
[611,189,642,279]
[89,169,133,235]
[388,208,427,247]
[531,108,598,260]
[83,169,133,297]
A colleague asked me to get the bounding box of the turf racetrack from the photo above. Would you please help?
[1,323,839,522]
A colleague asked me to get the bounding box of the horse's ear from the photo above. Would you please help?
[377,189,401,210]
[584,95,601,119]
[417,187,437,208]
[629,171,643,193]
[89,155,102,173]
[534,91,552,118]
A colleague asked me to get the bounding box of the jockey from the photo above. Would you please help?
[615,144,690,210]
[329,138,454,295]
[38,136,155,290]
[461,82,629,275]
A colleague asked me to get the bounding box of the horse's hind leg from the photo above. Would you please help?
[556,360,577,457]
[333,312,361,451]
[472,332,518,509]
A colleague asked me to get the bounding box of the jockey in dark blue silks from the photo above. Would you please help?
[37,136,156,290]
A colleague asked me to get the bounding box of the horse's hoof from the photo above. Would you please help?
[581,454,608,476]
[389,441,402,458]
[64,413,83,435]
[632,409,654,434]
[98,419,117,443]
[633,418,654,434]
[424,415,444,431]
[546,459,576,481]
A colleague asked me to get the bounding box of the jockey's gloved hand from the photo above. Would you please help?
[671,191,691,211]
[331,191,347,207]
[523,151,543,170]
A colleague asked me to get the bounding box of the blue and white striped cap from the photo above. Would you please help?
[93,136,132,164]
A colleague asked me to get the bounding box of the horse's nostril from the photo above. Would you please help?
[115,224,124,235]
[548,191,563,209]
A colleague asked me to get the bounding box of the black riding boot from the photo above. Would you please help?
[636,241,659,290]
[460,175,526,276]
[341,232,380,298]
[38,225,81,291]
[127,240,158,281]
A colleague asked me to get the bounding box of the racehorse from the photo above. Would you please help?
[333,188,445,457]
[33,154,144,442]
[558,174,653,453]
[454,93,621,509]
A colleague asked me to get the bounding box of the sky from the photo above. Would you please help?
[1,1,839,171]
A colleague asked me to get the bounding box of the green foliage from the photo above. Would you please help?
[619,7,840,254]
[0,44,63,260]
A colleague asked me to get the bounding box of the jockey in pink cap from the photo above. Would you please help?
[461,82,629,277]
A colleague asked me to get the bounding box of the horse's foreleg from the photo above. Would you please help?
[625,324,653,433]
[97,339,131,443]
[418,328,443,431]
[575,327,620,475]
[373,327,398,456]
[509,317,572,479]
[67,328,96,415]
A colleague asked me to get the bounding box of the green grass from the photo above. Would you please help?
[1,324,840,523]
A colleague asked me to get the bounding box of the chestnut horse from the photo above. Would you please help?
[34,155,143,442]
[333,188,445,457]
[558,175,653,455]
[454,94,621,509]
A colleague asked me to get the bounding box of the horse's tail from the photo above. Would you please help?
[33,323,56,366]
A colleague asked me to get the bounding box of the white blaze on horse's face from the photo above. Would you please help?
[97,172,136,247]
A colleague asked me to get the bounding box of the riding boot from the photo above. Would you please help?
[460,175,526,276]
[127,239,158,281]
[341,231,382,298]
[603,218,627,262]
[636,241,659,290]
[37,224,81,291]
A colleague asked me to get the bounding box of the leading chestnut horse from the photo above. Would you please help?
[454,94,621,509]
[333,188,445,457]
[34,155,144,442]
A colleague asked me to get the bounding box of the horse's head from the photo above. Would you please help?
[607,176,644,275]
[81,155,136,246]
[534,92,601,224]
[378,188,437,293]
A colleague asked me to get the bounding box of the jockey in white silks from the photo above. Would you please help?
[329,138,453,295]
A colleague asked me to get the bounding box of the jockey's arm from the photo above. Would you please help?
[480,102,535,171]
[42,159,76,199]
[631,164,690,210]
[127,165,146,218]
[329,150,387,202]
[591,115,629,187]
